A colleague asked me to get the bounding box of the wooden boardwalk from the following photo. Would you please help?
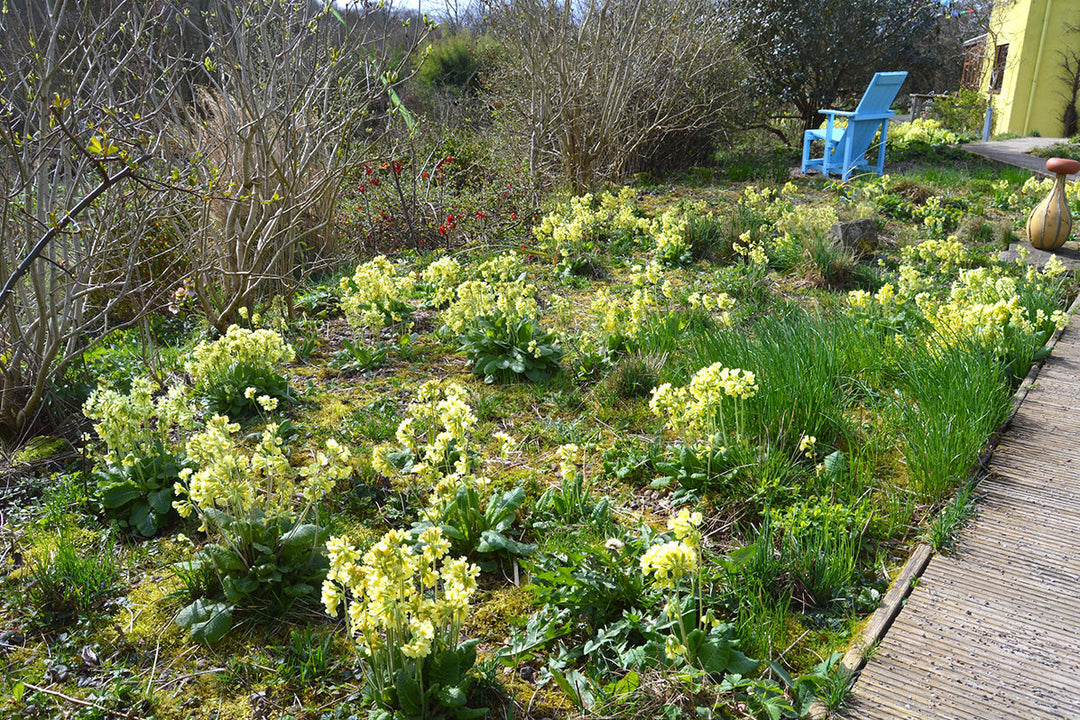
[843,321,1080,719]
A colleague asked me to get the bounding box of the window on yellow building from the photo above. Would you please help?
[991,43,1009,94]
[960,36,986,91]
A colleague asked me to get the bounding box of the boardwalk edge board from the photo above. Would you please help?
[805,544,933,720]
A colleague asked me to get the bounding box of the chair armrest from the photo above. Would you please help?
[817,110,896,120]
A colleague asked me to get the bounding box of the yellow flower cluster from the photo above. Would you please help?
[740,184,779,209]
[322,526,479,663]
[83,379,193,465]
[771,496,869,539]
[653,208,691,264]
[630,260,665,287]
[374,381,511,513]
[665,635,688,660]
[243,386,279,412]
[896,264,929,297]
[493,431,516,457]
[185,325,295,387]
[640,540,698,590]
[949,266,1022,305]
[554,443,580,482]
[846,283,898,313]
[900,236,967,273]
[918,294,1028,346]
[685,291,734,322]
[902,260,1067,354]
[668,508,702,549]
[862,236,968,307]
[775,203,838,242]
[588,286,656,343]
[693,295,735,323]
[734,231,769,265]
[1020,176,1054,197]
[420,256,463,306]
[173,417,352,522]
[887,118,957,147]
[532,189,701,267]
[988,178,1016,207]
[441,253,539,334]
[340,255,417,331]
[533,187,652,259]
[585,263,735,348]
[476,251,526,283]
[650,363,758,442]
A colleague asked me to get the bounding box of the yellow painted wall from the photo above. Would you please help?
[987,0,1080,136]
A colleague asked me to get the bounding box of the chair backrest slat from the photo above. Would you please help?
[855,71,908,114]
[844,71,908,166]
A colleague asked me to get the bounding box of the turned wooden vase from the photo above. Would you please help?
[1027,157,1080,251]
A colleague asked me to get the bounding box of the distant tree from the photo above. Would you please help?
[170,0,428,332]
[0,0,425,439]
[731,0,950,132]
[435,0,486,34]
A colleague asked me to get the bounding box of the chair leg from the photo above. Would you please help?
[801,133,812,174]
[840,136,852,181]
[876,119,890,175]
[822,116,834,178]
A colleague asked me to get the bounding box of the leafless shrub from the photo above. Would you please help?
[174,0,429,331]
[483,0,750,191]
[0,0,186,438]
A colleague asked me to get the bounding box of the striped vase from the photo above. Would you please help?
[1027,157,1080,252]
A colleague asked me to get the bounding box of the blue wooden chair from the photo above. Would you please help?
[801,71,908,181]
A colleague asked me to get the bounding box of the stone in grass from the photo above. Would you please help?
[999,241,1080,270]
[829,219,878,258]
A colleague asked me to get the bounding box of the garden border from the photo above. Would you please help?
[806,290,1080,719]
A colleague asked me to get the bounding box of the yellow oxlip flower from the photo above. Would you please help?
[185,325,294,387]
[340,255,416,331]
[421,256,463,306]
[640,540,697,589]
[668,508,703,548]
[665,635,688,660]
[555,443,580,481]
[322,526,479,664]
